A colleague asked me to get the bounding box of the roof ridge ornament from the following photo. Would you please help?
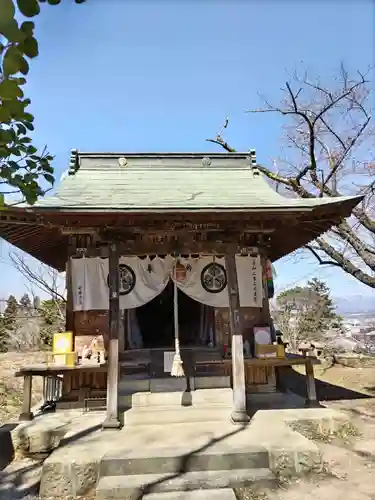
[248,149,260,176]
[68,149,80,176]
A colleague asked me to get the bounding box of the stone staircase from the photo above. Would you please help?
[122,388,233,425]
[97,386,276,499]
[96,425,274,499]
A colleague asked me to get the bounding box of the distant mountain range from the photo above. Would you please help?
[334,295,375,315]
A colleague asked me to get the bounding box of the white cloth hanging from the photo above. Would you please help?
[71,255,173,311]
[173,255,263,308]
[70,254,263,311]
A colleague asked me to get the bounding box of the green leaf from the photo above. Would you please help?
[1,19,26,43]
[20,36,39,58]
[24,122,34,131]
[3,46,23,76]
[16,123,27,135]
[8,161,19,171]
[43,173,55,184]
[0,129,14,144]
[0,0,15,24]
[9,146,21,156]
[19,56,29,75]
[20,21,35,36]
[26,145,38,154]
[13,77,27,85]
[0,147,10,158]
[5,98,25,119]
[48,0,61,4]
[0,105,12,123]
[0,193,4,207]
[23,112,34,122]
[0,80,23,99]
[16,0,40,18]
[42,164,54,173]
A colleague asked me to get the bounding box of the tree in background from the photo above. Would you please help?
[207,65,375,288]
[0,294,18,351]
[39,299,65,347]
[19,292,32,309]
[1,0,86,206]
[274,278,342,350]
[3,294,18,328]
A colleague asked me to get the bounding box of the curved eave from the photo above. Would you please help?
[270,195,364,261]
[0,220,67,271]
[0,194,364,269]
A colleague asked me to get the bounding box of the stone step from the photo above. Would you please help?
[130,388,233,407]
[123,405,232,425]
[118,376,231,397]
[100,448,269,476]
[96,468,275,500]
[142,489,237,499]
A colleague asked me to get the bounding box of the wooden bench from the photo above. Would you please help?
[15,360,150,420]
[15,364,108,421]
[195,353,320,405]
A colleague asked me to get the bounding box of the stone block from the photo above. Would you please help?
[40,461,73,498]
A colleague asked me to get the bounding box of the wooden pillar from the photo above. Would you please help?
[225,253,250,425]
[260,254,271,325]
[102,242,121,429]
[119,310,125,353]
[19,375,34,421]
[305,358,318,406]
[65,258,74,334]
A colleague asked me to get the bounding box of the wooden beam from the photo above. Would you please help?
[225,252,250,425]
[70,240,261,258]
[102,242,121,429]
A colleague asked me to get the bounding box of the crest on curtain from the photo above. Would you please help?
[107,264,136,296]
[200,263,227,294]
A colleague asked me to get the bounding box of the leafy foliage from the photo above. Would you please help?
[3,294,19,328]
[274,278,342,350]
[0,294,18,351]
[0,0,86,206]
[39,298,65,346]
[0,293,65,351]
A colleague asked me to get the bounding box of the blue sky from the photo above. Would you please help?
[1,0,374,300]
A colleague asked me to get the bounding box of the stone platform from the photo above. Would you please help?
[3,384,352,499]
[19,405,349,498]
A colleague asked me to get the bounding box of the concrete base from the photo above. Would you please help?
[18,412,34,422]
[230,410,250,425]
[102,417,122,430]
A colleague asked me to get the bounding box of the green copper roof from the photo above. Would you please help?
[31,152,360,212]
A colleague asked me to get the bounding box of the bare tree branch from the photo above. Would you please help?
[9,251,66,303]
[206,65,375,288]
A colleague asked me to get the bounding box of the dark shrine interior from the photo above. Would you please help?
[136,280,202,348]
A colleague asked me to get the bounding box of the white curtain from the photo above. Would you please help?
[173,255,263,308]
[71,254,263,311]
[71,255,173,311]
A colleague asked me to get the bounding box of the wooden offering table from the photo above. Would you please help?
[15,364,108,421]
[196,353,320,405]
